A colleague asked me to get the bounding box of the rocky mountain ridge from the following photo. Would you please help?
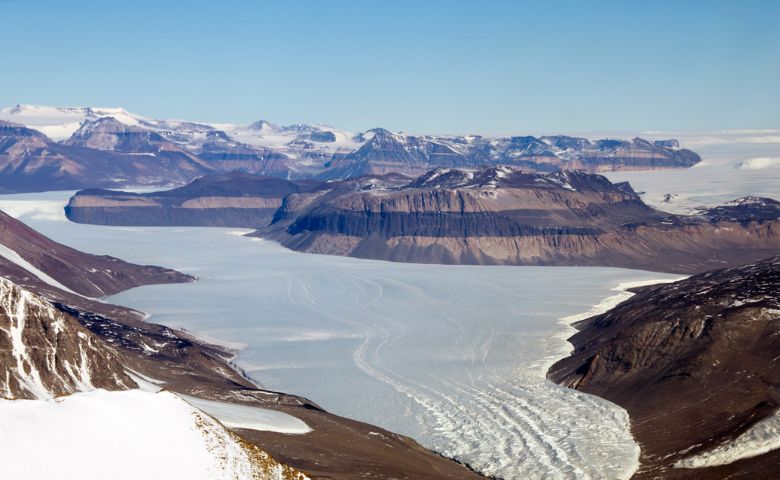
[0,208,194,297]
[0,104,700,192]
[0,120,215,193]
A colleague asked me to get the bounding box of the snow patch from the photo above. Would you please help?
[674,410,780,469]
[180,394,312,434]
[0,243,82,295]
[734,157,780,170]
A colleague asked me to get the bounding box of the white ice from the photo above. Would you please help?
[734,156,780,170]
[605,130,780,214]
[180,394,312,434]
[674,409,780,468]
[125,369,311,433]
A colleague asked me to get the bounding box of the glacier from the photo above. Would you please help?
[0,191,683,479]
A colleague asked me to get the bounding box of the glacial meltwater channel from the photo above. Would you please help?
[0,191,682,479]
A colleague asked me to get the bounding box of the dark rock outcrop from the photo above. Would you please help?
[65,173,324,228]
[548,256,780,479]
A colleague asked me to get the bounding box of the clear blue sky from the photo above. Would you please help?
[1,0,778,134]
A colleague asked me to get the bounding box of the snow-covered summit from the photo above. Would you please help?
[0,104,149,140]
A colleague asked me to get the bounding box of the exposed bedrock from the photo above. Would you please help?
[260,168,780,274]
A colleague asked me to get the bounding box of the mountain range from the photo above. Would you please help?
[66,168,780,274]
[0,104,700,192]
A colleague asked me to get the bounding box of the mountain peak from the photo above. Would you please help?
[247,119,279,132]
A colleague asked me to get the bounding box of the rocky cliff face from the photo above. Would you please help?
[65,173,324,228]
[0,209,194,297]
[548,256,780,479]
[260,167,780,274]
[0,277,136,399]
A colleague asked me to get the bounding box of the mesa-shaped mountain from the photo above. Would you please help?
[258,167,779,274]
[0,104,701,192]
[548,256,780,479]
[66,172,322,228]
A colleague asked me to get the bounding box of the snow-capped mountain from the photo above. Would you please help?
[0,104,151,141]
[0,104,701,193]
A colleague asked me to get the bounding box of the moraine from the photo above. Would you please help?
[0,190,681,480]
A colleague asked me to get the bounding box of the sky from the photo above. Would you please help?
[1,0,778,134]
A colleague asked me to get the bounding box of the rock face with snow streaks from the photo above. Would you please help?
[0,277,135,399]
[549,256,780,479]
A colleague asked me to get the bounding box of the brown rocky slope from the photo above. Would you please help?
[548,256,780,479]
[258,167,780,274]
[0,276,136,399]
[0,208,194,297]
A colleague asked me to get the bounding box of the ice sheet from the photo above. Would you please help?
[605,130,780,214]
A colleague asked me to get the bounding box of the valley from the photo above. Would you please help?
[1,190,680,479]
[0,128,777,479]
